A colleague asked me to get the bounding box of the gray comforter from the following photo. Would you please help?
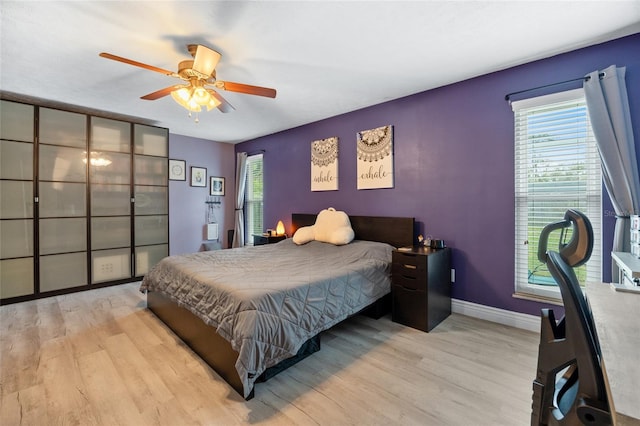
[139,238,394,398]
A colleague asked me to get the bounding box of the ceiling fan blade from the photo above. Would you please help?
[216,81,277,98]
[191,45,221,77]
[141,85,183,100]
[208,90,235,113]
[99,52,177,77]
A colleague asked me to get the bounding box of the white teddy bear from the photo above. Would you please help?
[292,207,355,245]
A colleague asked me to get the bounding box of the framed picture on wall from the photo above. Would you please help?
[190,166,207,187]
[169,159,186,181]
[356,125,394,190]
[210,176,225,196]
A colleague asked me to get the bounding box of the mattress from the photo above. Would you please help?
[140,238,394,397]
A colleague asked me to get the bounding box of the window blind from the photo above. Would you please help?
[244,154,263,244]
[512,89,601,300]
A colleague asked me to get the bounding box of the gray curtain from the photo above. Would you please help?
[584,65,640,279]
[233,152,248,248]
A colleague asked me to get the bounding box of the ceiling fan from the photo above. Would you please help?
[99,44,276,117]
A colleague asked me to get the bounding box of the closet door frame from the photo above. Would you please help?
[0,100,168,305]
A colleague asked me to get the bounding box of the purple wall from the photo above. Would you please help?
[169,134,235,255]
[233,33,640,317]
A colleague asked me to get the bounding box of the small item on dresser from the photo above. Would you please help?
[430,239,445,249]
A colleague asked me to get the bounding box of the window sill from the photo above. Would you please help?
[512,292,563,306]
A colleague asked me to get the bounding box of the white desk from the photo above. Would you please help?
[586,282,640,424]
[611,252,640,292]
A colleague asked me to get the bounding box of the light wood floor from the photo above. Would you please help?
[1,282,540,425]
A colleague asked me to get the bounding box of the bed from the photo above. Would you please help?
[140,213,415,399]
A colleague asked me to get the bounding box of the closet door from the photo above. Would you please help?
[1,101,170,304]
[90,117,132,283]
[0,101,35,298]
[133,124,168,276]
[38,108,88,292]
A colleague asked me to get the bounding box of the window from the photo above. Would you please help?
[244,154,263,244]
[513,89,601,301]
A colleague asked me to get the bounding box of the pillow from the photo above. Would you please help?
[292,225,315,245]
[292,207,355,245]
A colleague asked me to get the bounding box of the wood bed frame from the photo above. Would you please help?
[147,213,415,399]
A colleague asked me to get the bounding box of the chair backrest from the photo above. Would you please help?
[537,209,593,268]
[557,209,593,268]
[546,210,600,356]
[532,209,614,425]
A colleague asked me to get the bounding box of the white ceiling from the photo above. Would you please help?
[2,1,639,144]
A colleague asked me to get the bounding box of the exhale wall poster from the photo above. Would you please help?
[356,125,394,190]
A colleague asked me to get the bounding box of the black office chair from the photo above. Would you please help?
[531,209,615,426]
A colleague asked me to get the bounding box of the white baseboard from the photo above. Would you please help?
[452,299,540,332]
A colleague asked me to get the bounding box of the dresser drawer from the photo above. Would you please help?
[392,285,428,332]
[392,272,425,291]
[392,252,427,276]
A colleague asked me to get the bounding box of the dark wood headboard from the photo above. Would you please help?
[291,213,415,248]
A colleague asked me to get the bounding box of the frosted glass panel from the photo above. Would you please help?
[40,252,87,291]
[135,216,169,246]
[39,145,86,182]
[134,155,168,185]
[39,182,86,217]
[0,100,34,142]
[0,258,34,298]
[0,219,33,258]
[1,140,33,179]
[135,186,168,215]
[39,108,86,147]
[91,117,131,153]
[135,244,167,276]
[0,181,33,219]
[134,124,167,156]
[135,215,168,246]
[92,217,130,250]
[92,248,131,283]
[91,184,130,216]
[40,218,86,255]
[90,152,130,184]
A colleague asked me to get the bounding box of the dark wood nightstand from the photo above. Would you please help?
[391,246,451,332]
[252,234,286,246]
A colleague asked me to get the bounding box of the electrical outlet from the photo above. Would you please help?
[451,268,456,283]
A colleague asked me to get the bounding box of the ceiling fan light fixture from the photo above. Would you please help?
[171,81,223,114]
[171,86,201,112]
[171,86,192,108]
[193,86,210,104]
[185,98,202,112]
[172,86,192,102]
